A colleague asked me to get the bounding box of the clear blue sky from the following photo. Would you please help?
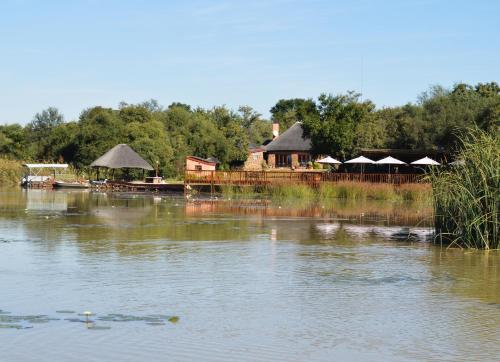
[1,0,498,124]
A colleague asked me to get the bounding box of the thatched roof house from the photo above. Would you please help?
[265,122,312,168]
[265,122,311,153]
[90,144,154,170]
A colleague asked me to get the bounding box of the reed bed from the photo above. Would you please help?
[219,181,432,203]
[431,129,499,249]
[0,158,23,185]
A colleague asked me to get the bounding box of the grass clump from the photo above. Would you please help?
[0,158,23,185]
[431,128,499,249]
[267,183,315,200]
[220,185,258,198]
[319,181,430,202]
[397,183,432,203]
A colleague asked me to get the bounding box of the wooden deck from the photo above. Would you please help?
[184,170,426,187]
[93,180,185,192]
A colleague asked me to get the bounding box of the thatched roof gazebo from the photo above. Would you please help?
[91,144,153,170]
[90,144,153,181]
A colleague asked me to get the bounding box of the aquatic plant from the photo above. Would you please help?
[276,181,432,203]
[431,128,499,249]
[218,180,432,203]
[267,183,316,200]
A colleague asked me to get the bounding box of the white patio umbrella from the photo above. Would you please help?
[344,156,375,175]
[376,156,406,175]
[410,156,440,166]
[316,156,342,164]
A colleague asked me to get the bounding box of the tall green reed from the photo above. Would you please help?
[431,128,499,249]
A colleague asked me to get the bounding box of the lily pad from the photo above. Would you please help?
[168,316,180,323]
[64,318,87,323]
[146,322,166,326]
[0,324,31,329]
[87,325,111,330]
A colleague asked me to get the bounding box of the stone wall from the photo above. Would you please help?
[243,151,264,170]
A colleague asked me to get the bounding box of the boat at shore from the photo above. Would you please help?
[53,181,91,189]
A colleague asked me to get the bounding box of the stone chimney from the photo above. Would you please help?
[272,122,280,139]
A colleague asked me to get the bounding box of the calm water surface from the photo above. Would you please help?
[0,189,499,361]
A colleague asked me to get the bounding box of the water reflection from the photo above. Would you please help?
[0,189,434,250]
[0,188,499,362]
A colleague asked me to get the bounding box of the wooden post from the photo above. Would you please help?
[210,170,214,196]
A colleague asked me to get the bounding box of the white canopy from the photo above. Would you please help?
[23,164,69,169]
[410,157,440,166]
[376,156,406,165]
[316,156,342,164]
[344,156,375,164]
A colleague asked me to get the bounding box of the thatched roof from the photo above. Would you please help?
[265,122,311,152]
[90,144,154,170]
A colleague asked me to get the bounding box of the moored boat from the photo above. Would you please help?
[53,181,91,189]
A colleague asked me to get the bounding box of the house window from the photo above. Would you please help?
[253,154,258,161]
[298,153,311,166]
[276,154,291,167]
[195,165,202,171]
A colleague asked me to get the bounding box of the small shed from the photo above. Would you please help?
[186,156,219,171]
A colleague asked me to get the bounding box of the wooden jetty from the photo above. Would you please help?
[91,180,184,192]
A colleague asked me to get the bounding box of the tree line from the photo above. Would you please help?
[0,82,498,177]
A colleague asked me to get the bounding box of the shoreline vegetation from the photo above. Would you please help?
[431,129,499,249]
[220,182,432,204]
[0,158,22,186]
[0,82,498,179]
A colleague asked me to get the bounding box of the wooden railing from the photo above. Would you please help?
[184,170,426,186]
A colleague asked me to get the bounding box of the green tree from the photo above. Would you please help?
[238,105,261,128]
[302,92,374,158]
[118,106,153,124]
[27,107,65,160]
[270,98,317,130]
[125,120,173,177]
[73,107,124,168]
[0,124,34,160]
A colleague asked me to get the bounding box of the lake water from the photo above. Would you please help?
[0,189,499,361]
